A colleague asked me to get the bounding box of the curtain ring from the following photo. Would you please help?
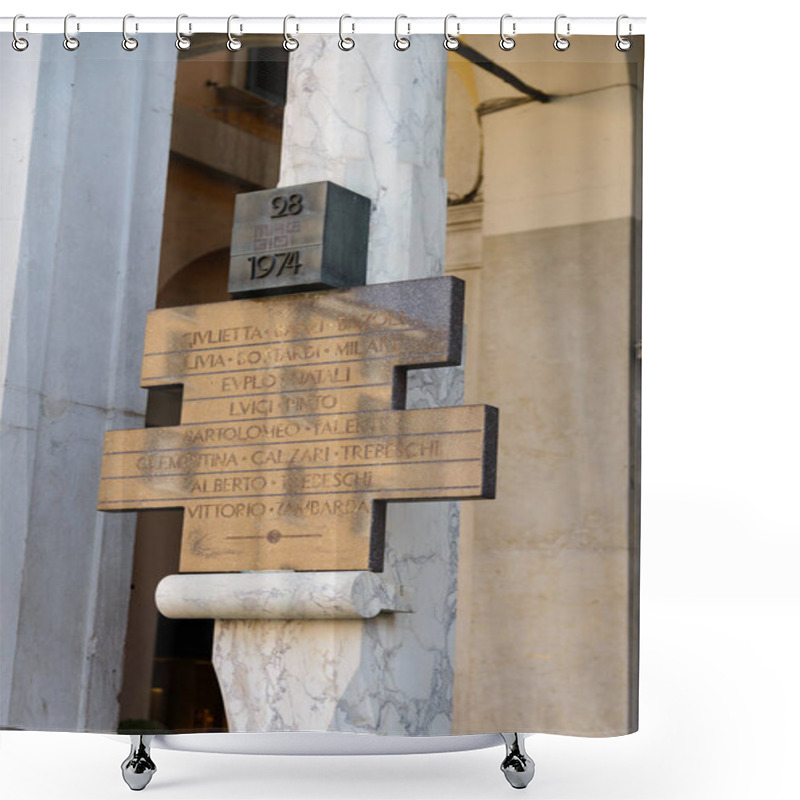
[122,14,138,51]
[63,13,79,51]
[338,14,355,51]
[499,14,515,50]
[226,15,242,51]
[394,15,410,51]
[553,14,570,51]
[443,14,459,51]
[283,15,299,51]
[175,13,191,51]
[615,15,632,51]
[12,14,29,51]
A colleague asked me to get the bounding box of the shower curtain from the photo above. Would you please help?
[0,28,643,740]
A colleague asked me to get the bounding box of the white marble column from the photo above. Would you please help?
[0,35,176,731]
[213,34,460,735]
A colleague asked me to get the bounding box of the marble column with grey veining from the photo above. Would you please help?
[212,34,460,735]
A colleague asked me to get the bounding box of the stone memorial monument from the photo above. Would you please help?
[98,181,498,743]
[98,276,497,573]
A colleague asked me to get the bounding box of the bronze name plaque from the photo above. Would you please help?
[228,181,370,295]
[98,277,498,573]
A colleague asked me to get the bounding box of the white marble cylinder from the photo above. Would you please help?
[157,572,404,620]
[213,35,459,736]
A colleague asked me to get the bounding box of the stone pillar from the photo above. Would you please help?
[0,35,176,731]
[0,34,42,728]
[212,35,460,735]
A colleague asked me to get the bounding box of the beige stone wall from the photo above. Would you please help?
[447,36,643,735]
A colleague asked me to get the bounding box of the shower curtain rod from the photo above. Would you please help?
[0,15,646,37]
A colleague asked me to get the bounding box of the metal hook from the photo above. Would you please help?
[554,14,570,51]
[122,14,138,51]
[338,15,355,51]
[283,15,299,51]
[226,15,242,51]
[443,14,460,51]
[394,15,410,51]
[499,14,516,50]
[12,14,29,51]
[175,13,191,50]
[63,13,79,51]
[615,15,632,51]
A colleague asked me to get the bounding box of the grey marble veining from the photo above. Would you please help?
[334,364,463,736]
[279,35,448,284]
[214,618,363,732]
[213,34,461,736]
